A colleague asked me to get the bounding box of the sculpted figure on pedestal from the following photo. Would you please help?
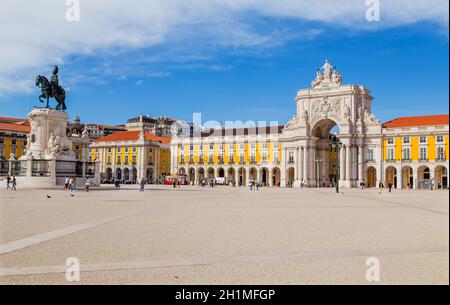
[343,105,351,120]
[47,132,73,157]
[311,60,344,89]
[364,109,380,124]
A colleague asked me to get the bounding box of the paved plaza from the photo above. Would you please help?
[0,185,448,285]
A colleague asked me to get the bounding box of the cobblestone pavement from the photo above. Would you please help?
[0,185,448,284]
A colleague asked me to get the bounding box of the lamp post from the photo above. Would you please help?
[331,139,342,194]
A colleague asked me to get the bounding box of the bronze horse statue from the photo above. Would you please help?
[35,74,67,111]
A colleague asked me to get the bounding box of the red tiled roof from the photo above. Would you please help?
[0,117,30,126]
[0,122,31,133]
[383,114,449,128]
[95,130,170,144]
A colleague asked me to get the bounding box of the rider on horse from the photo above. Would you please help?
[36,65,67,111]
[51,66,62,97]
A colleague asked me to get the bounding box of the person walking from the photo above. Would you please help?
[71,177,77,192]
[64,177,70,191]
[139,178,146,192]
[11,176,16,191]
[115,179,121,190]
[6,175,11,190]
[378,181,384,194]
[85,178,91,192]
[388,180,393,193]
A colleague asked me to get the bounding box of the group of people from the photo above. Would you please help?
[359,180,367,189]
[64,177,91,192]
[5,175,17,190]
[199,179,217,188]
[249,180,262,191]
[378,180,394,194]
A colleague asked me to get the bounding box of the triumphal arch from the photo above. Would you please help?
[280,60,382,188]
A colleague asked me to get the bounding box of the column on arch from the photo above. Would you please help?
[358,145,363,183]
[303,145,309,185]
[299,146,304,182]
[396,165,402,189]
[321,146,328,185]
[245,166,250,186]
[280,147,287,187]
[346,144,351,183]
[340,144,346,181]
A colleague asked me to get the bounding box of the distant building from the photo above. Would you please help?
[67,116,126,139]
[101,124,127,136]
[126,115,177,137]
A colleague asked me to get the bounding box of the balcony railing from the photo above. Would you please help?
[401,159,411,162]
[436,158,447,162]
[419,158,429,162]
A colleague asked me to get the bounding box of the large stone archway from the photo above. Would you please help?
[279,60,382,189]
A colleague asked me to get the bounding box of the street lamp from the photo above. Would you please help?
[330,139,342,194]
[315,158,322,188]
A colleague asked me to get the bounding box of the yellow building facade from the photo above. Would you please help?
[379,115,449,189]
[0,117,30,161]
[90,130,171,183]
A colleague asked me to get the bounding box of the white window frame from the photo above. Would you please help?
[387,148,395,161]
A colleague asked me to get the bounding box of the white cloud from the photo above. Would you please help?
[0,0,448,95]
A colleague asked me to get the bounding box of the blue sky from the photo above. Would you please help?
[0,1,448,125]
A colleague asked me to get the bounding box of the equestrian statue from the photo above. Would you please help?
[35,66,67,111]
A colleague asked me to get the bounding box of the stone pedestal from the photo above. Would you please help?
[27,108,74,160]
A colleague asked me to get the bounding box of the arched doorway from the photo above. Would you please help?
[311,118,342,185]
[106,168,113,182]
[146,167,154,182]
[435,166,448,189]
[178,167,186,176]
[417,166,431,189]
[249,167,258,182]
[287,167,295,187]
[385,166,397,188]
[124,167,130,182]
[272,167,281,187]
[366,166,376,188]
[228,168,236,184]
[260,168,269,186]
[207,167,215,179]
[116,168,122,180]
[217,168,225,178]
[188,168,195,183]
[402,166,413,189]
[238,167,246,186]
[198,168,205,182]
[132,167,137,184]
